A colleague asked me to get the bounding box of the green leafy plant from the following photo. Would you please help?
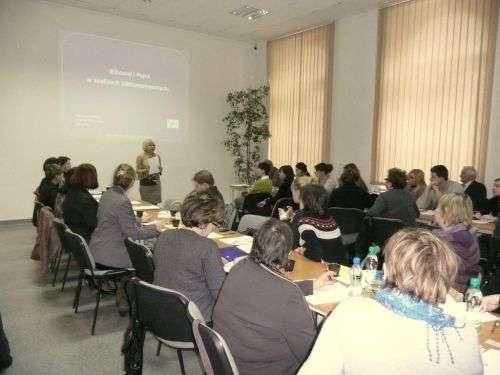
[222,86,270,184]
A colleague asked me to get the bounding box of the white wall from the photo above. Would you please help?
[330,9,500,192]
[0,0,266,220]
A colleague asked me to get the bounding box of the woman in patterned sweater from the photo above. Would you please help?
[290,184,344,263]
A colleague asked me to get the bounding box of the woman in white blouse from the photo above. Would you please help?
[298,228,483,375]
[136,139,163,204]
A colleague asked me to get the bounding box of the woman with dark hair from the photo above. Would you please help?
[314,163,336,194]
[367,168,419,225]
[37,163,63,210]
[291,184,342,262]
[260,165,295,208]
[330,168,370,210]
[154,191,225,322]
[62,164,99,242]
[213,219,334,375]
[343,163,369,193]
[292,162,314,203]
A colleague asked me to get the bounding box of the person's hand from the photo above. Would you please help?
[293,247,305,255]
[480,294,500,312]
[431,183,440,191]
[257,200,266,208]
[286,206,294,216]
[155,221,164,233]
[313,271,336,290]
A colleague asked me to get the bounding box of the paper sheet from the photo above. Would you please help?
[207,232,224,239]
[133,205,160,211]
[482,349,500,375]
[220,236,253,254]
[131,200,142,205]
[441,299,500,323]
[305,283,349,305]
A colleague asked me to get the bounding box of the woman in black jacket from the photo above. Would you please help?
[37,163,63,210]
[330,167,370,210]
[62,164,99,243]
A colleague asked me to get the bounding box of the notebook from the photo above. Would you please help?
[219,246,247,264]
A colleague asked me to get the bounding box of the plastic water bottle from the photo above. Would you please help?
[465,277,482,328]
[362,246,379,289]
[350,257,362,297]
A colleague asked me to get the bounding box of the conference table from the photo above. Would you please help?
[417,210,495,235]
[145,211,500,371]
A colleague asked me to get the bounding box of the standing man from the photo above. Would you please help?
[460,166,487,212]
[417,165,463,210]
[136,139,163,205]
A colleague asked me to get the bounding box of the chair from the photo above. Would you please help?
[126,278,204,374]
[191,320,239,375]
[223,203,237,231]
[52,220,74,291]
[32,200,44,227]
[63,229,132,335]
[237,214,268,235]
[124,238,155,283]
[242,193,272,216]
[328,207,365,245]
[355,217,405,260]
[270,198,295,218]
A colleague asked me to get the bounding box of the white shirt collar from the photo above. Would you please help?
[463,180,473,189]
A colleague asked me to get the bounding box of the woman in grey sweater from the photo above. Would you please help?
[153,191,225,322]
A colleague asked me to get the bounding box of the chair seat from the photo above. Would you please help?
[84,268,133,278]
[155,335,195,350]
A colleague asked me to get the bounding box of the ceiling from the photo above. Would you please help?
[45,0,403,42]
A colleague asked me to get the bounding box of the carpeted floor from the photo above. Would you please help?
[0,222,202,375]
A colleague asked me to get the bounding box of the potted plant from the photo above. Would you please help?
[222,85,270,184]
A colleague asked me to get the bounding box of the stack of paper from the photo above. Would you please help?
[220,236,253,253]
[482,349,500,375]
[305,283,349,306]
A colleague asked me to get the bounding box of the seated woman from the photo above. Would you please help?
[292,162,314,203]
[90,164,159,312]
[291,184,343,263]
[260,165,294,211]
[192,170,224,203]
[330,168,370,210]
[37,163,63,210]
[367,168,419,226]
[154,192,225,322]
[213,219,334,375]
[314,163,336,195]
[62,164,99,243]
[343,163,369,193]
[434,193,480,293]
[406,168,427,200]
[299,228,483,375]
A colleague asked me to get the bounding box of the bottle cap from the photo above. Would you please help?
[368,245,378,255]
[470,277,480,289]
[352,257,361,265]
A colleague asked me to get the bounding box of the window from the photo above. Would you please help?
[372,0,498,182]
[267,24,334,168]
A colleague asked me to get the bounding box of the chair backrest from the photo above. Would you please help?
[355,217,405,258]
[223,203,237,231]
[53,220,70,252]
[124,238,155,283]
[63,229,96,273]
[192,320,239,375]
[328,207,365,235]
[270,198,295,218]
[32,200,45,226]
[128,279,203,344]
[242,193,272,216]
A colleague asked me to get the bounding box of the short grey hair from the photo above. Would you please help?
[142,138,155,150]
[462,166,477,179]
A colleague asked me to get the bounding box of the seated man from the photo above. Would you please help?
[192,170,224,203]
[460,166,486,212]
[417,165,463,210]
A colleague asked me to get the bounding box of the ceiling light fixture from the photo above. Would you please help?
[230,5,270,21]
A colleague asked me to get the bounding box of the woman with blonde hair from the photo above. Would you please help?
[434,193,480,293]
[299,228,483,374]
[406,168,427,199]
[136,139,163,204]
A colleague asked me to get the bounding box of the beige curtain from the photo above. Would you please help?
[267,24,334,168]
[372,0,498,183]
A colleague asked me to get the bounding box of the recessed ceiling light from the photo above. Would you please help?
[230,5,271,21]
